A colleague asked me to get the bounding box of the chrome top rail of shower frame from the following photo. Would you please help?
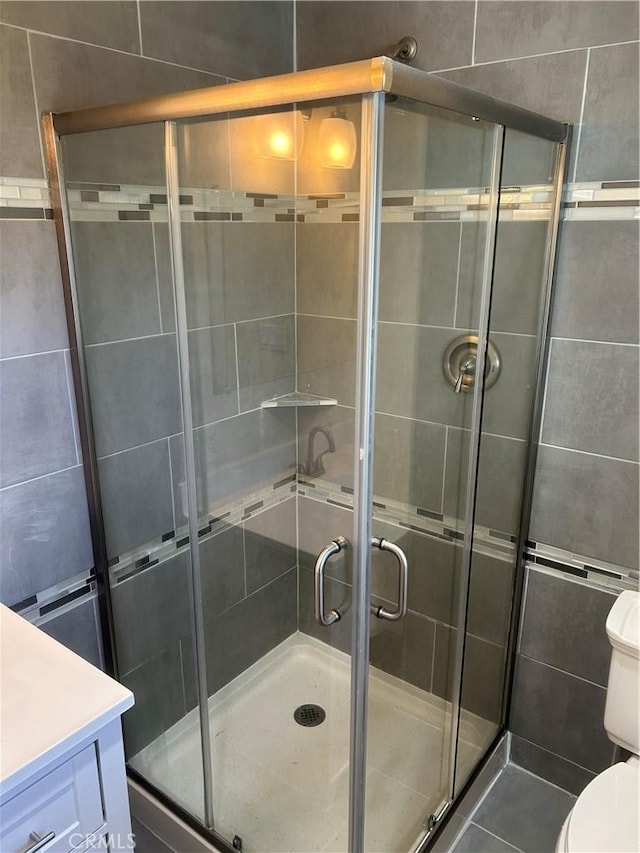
[50,56,568,144]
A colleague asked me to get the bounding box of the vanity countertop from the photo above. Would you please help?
[0,604,133,798]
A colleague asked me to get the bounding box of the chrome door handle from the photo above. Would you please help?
[26,832,56,853]
[370,537,408,622]
[314,536,348,626]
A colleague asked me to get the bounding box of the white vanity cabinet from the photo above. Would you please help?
[0,605,134,853]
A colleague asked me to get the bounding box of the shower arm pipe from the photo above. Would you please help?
[348,91,385,853]
[164,121,216,830]
[446,124,505,806]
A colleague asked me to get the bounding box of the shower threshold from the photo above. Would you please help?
[131,633,494,853]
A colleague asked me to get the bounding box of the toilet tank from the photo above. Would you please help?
[604,590,639,754]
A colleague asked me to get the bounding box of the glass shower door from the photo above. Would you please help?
[172,98,363,852]
[364,99,503,850]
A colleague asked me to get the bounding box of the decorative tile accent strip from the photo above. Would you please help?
[0,176,52,219]
[524,540,637,591]
[1,176,638,222]
[10,567,97,622]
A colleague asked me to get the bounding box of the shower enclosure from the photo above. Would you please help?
[44,56,569,853]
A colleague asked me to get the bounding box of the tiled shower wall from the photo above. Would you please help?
[297,0,639,793]
[0,2,294,667]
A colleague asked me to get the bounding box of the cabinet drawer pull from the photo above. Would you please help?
[26,831,55,852]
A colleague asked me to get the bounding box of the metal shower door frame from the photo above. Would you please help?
[43,54,571,853]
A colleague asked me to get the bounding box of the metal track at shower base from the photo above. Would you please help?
[127,730,509,853]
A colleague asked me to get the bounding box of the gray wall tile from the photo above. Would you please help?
[297,496,353,571]
[467,553,514,648]
[244,499,297,595]
[0,352,77,487]
[296,223,358,319]
[72,221,160,345]
[297,315,356,405]
[297,1,474,73]
[174,408,296,515]
[0,1,140,52]
[0,466,93,605]
[99,439,174,558]
[399,530,461,626]
[236,315,295,411]
[402,611,436,692]
[520,568,616,686]
[373,412,446,513]
[433,624,506,722]
[182,222,295,328]
[482,332,539,441]
[458,221,548,337]
[199,524,245,618]
[39,598,102,669]
[85,335,182,458]
[475,1,638,64]
[122,644,187,756]
[188,325,238,426]
[178,118,231,191]
[376,323,474,429]
[0,25,42,177]
[379,223,460,327]
[510,734,596,797]
[542,340,639,461]
[472,764,576,852]
[551,221,639,344]
[112,552,191,674]
[576,42,640,182]
[29,33,224,115]
[441,50,588,123]
[510,654,613,772]
[139,1,293,79]
[445,430,527,534]
[0,222,69,358]
[530,444,639,568]
[204,567,297,693]
[63,121,168,188]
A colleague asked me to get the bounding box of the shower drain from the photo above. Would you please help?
[294,703,326,727]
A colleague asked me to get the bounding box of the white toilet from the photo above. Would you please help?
[556,590,639,852]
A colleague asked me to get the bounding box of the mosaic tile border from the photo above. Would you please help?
[524,540,638,591]
[2,176,638,222]
[10,566,97,621]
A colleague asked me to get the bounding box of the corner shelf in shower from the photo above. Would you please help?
[261,392,338,408]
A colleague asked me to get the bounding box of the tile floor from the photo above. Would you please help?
[452,763,576,853]
[132,632,495,853]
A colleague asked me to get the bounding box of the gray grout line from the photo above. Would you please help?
[0,462,82,492]
[518,651,607,691]
[511,734,597,779]
[432,37,639,75]
[25,30,46,178]
[550,335,640,348]
[136,0,143,56]
[468,821,522,852]
[538,441,639,465]
[0,346,69,362]
[572,48,592,183]
[507,759,578,798]
[0,20,228,80]
[471,0,478,66]
[233,323,242,418]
